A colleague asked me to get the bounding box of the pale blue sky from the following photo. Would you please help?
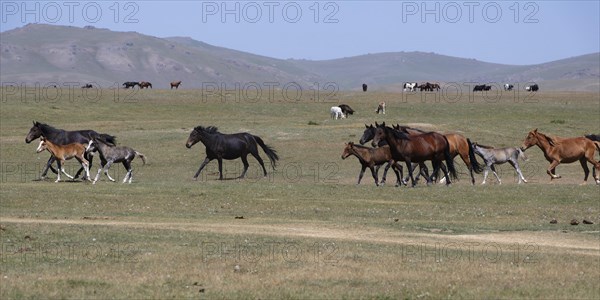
[1,1,598,65]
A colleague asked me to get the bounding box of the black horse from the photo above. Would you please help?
[185,126,279,180]
[123,82,139,89]
[338,104,355,117]
[25,121,116,179]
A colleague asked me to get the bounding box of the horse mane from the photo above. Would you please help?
[36,122,62,135]
[387,126,410,140]
[94,134,117,146]
[194,125,219,134]
[350,143,373,150]
[537,131,556,146]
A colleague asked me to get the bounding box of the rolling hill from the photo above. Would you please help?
[1,24,598,91]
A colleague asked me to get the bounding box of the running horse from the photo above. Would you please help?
[522,129,600,184]
[186,126,279,180]
[341,142,403,186]
[25,121,116,180]
[372,122,457,187]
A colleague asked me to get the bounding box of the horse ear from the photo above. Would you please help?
[375,122,379,127]
[533,128,538,133]
[365,124,369,128]
[381,121,386,127]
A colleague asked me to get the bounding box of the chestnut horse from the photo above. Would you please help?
[170,81,182,89]
[341,142,403,186]
[139,81,152,89]
[36,137,91,182]
[393,124,482,185]
[522,129,600,184]
[373,122,457,187]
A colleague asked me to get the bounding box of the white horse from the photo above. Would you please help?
[330,106,345,119]
[375,102,386,114]
[403,82,417,92]
[472,142,528,184]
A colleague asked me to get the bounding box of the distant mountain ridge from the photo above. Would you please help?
[1,24,598,91]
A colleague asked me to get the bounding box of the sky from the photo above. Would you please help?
[1,1,599,65]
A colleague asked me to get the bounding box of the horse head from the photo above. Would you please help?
[25,121,43,143]
[359,124,375,145]
[371,122,387,147]
[341,142,354,159]
[522,129,540,150]
[35,137,47,153]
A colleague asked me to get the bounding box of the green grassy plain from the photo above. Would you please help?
[1,87,599,299]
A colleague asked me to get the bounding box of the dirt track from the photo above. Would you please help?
[2,217,598,256]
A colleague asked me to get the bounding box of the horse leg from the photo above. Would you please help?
[238,155,250,179]
[482,166,490,185]
[547,161,561,180]
[250,151,268,177]
[74,152,93,179]
[75,156,91,182]
[378,164,386,185]
[193,157,211,180]
[357,165,367,185]
[405,160,417,187]
[59,159,75,181]
[439,160,452,186]
[217,158,224,180]
[369,166,379,186]
[392,162,403,187]
[122,161,132,183]
[41,156,58,179]
[55,160,63,183]
[93,162,106,184]
[418,163,429,184]
[460,152,475,185]
[490,165,501,184]
[509,160,527,184]
[579,158,590,184]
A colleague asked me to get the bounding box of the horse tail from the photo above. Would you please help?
[467,138,483,173]
[253,135,279,169]
[517,148,528,161]
[443,136,458,180]
[135,151,146,165]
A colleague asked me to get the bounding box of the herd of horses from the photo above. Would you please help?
[24,118,600,186]
[402,82,539,92]
[121,81,182,89]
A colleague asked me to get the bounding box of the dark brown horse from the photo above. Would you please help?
[341,142,403,186]
[139,81,152,89]
[170,81,182,89]
[373,122,457,187]
[522,129,600,184]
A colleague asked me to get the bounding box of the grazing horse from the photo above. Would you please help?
[338,104,355,117]
[330,106,344,119]
[123,82,139,89]
[341,142,403,186]
[139,81,152,89]
[36,137,90,183]
[403,82,417,92]
[471,142,528,184]
[375,102,386,114]
[25,121,115,179]
[86,135,146,184]
[81,84,92,89]
[504,84,514,91]
[525,84,539,92]
[522,129,600,184]
[186,126,279,180]
[362,83,368,92]
[372,122,457,187]
[393,124,482,185]
[171,81,182,89]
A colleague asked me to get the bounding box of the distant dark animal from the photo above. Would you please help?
[372,122,457,187]
[86,135,146,184]
[171,81,182,89]
[123,82,139,89]
[338,104,355,117]
[362,83,367,92]
[81,84,92,89]
[25,121,116,180]
[471,142,528,184]
[504,84,514,91]
[185,126,279,180]
[522,129,600,184]
[403,82,417,92]
[418,82,432,91]
[525,84,539,92]
[36,137,91,183]
[375,102,386,114]
[139,81,152,89]
[341,142,403,186]
[430,83,440,91]
[473,84,491,92]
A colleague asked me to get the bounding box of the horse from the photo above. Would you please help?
[186,126,279,180]
[375,102,386,114]
[403,82,417,92]
[585,134,600,142]
[86,135,146,184]
[471,142,528,184]
[139,81,152,89]
[81,84,92,89]
[330,106,344,119]
[372,122,457,187]
[171,81,182,89]
[360,124,429,184]
[25,121,116,180]
[338,104,355,117]
[123,82,139,89]
[36,137,91,183]
[393,124,482,185]
[522,129,600,184]
[341,142,403,186]
[362,83,368,92]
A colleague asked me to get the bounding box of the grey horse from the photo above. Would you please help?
[471,142,528,184]
[86,135,146,184]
